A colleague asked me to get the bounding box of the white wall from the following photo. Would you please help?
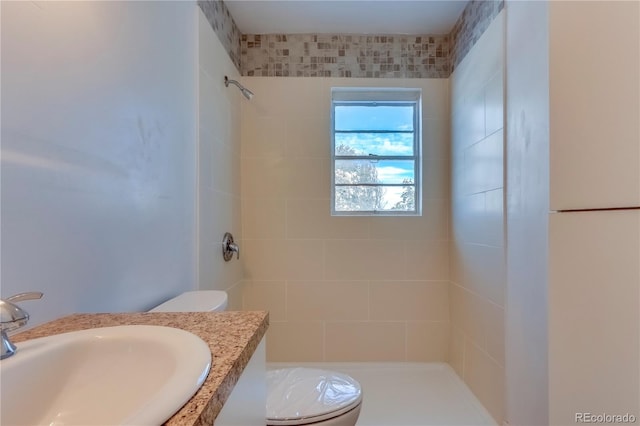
[1,1,198,325]
[449,12,505,424]
[196,10,245,309]
[549,211,639,424]
[547,2,640,424]
[240,77,451,362]
[504,1,549,425]
[549,1,640,211]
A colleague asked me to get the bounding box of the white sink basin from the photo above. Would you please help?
[0,325,211,425]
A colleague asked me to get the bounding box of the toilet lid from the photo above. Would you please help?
[266,368,362,426]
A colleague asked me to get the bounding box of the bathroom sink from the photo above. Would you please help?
[0,325,211,425]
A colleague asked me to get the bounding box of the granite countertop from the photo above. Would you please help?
[12,311,269,426]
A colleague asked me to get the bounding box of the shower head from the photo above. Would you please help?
[224,76,254,100]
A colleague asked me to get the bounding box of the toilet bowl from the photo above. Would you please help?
[266,367,362,426]
[150,291,363,426]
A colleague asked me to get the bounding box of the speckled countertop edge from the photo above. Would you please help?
[12,311,269,426]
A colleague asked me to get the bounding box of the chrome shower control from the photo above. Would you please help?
[222,232,240,261]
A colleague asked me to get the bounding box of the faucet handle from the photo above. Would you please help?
[0,292,43,359]
[1,292,43,331]
[6,292,43,303]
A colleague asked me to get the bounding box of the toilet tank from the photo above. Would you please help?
[149,290,228,312]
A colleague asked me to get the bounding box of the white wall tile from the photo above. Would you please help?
[285,240,325,280]
[286,199,370,239]
[423,118,450,161]
[449,325,466,377]
[483,301,504,367]
[285,115,331,159]
[284,158,330,199]
[423,158,450,199]
[240,77,451,363]
[484,71,504,137]
[405,240,450,281]
[464,130,504,196]
[407,321,450,362]
[325,239,406,281]
[483,189,504,247]
[200,69,231,146]
[368,198,448,240]
[267,321,325,362]
[243,239,287,280]
[465,342,505,423]
[196,8,244,295]
[325,321,406,362]
[241,157,287,199]
[243,281,286,321]
[241,116,286,159]
[460,243,505,306]
[242,198,286,239]
[287,281,369,321]
[450,11,505,424]
[370,281,449,321]
[450,283,486,348]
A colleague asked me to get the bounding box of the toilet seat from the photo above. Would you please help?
[266,368,362,426]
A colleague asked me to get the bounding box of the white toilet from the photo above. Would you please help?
[149,291,363,426]
[149,290,228,312]
[266,367,362,426]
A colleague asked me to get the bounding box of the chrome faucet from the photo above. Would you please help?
[0,292,43,359]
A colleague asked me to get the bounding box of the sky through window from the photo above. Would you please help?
[332,97,420,214]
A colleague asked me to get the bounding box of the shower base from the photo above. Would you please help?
[267,362,496,426]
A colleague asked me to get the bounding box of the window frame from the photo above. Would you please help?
[330,88,422,216]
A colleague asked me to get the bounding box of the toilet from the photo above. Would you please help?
[149,291,363,426]
[149,290,228,312]
[266,367,362,426]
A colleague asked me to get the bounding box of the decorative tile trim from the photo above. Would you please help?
[199,0,504,78]
[241,33,450,78]
[450,0,504,72]
[198,0,242,71]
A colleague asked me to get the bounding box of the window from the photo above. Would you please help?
[331,88,422,216]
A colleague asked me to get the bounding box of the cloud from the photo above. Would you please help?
[336,134,414,156]
[377,165,413,183]
[379,139,412,154]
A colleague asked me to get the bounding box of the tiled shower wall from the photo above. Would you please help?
[450,11,505,423]
[199,0,504,78]
[201,0,506,410]
[240,77,451,362]
[196,9,245,309]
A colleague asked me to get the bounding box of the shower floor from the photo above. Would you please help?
[267,362,496,426]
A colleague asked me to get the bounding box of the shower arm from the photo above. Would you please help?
[224,76,254,100]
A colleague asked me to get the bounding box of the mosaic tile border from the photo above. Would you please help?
[450,0,504,72]
[199,0,504,78]
[198,0,242,71]
[241,33,450,78]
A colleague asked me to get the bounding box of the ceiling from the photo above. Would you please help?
[224,1,469,35]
